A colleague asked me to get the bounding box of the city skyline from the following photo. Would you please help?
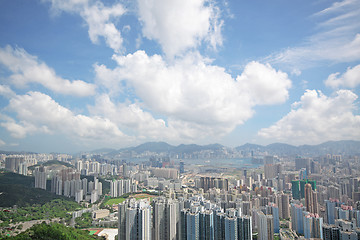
[0,0,360,153]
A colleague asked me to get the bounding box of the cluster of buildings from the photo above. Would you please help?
[117,196,253,240]
[2,147,360,240]
[111,152,360,240]
[32,165,103,203]
[50,168,102,203]
[110,179,137,197]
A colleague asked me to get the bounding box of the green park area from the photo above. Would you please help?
[103,193,154,206]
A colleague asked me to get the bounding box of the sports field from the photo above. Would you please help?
[104,193,154,206]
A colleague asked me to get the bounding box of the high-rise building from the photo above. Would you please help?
[303,213,323,239]
[187,210,199,240]
[179,161,185,174]
[292,180,300,200]
[225,215,238,240]
[153,198,179,240]
[5,156,24,173]
[299,168,307,180]
[34,166,47,190]
[258,211,274,240]
[300,180,316,199]
[305,183,313,213]
[280,194,290,219]
[322,224,340,240]
[266,203,279,233]
[237,216,252,240]
[200,210,214,240]
[325,199,340,224]
[295,157,310,172]
[214,211,225,240]
[18,162,28,175]
[199,177,229,192]
[291,203,306,235]
[118,199,152,240]
[75,189,83,203]
[110,179,136,197]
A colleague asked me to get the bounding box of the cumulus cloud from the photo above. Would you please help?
[236,61,292,105]
[0,91,129,143]
[267,0,360,68]
[0,85,16,99]
[325,64,360,88]
[94,51,292,140]
[44,0,126,52]
[258,89,360,145]
[89,94,171,140]
[137,0,223,57]
[0,46,96,97]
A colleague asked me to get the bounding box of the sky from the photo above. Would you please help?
[0,0,359,153]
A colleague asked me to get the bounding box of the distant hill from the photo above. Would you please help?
[105,142,228,157]
[89,148,117,154]
[237,140,360,156]
[101,140,360,158]
[133,141,174,153]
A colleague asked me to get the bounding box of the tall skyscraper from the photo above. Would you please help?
[179,161,185,174]
[303,213,323,239]
[325,199,339,224]
[305,183,313,213]
[322,224,340,240]
[280,194,290,219]
[291,203,306,235]
[300,180,316,199]
[266,203,279,233]
[292,180,300,200]
[118,199,152,240]
[34,166,47,190]
[187,210,199,240]
[258,211,274,240]
[225,215,238,240]
[153,198,179,240]
[199,210,214,240]
[237,216,252,240]
[5,156,24,173]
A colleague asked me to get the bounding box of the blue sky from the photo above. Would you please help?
[0,0,359,153]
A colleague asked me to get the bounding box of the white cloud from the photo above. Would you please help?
[137,0,223,57]
[267,0,360,68]
[236,61,292,105]
[0,85,16,99]
[94,51,292,140]
[0,46,96,97]
[325,64,360,88]
[258,89,360,145]
[81,2,126,52]
[89,94,244,143]
[89,94,171,139]
[44,0,126,52]
[0,91,129,143]
[0,139,5,146]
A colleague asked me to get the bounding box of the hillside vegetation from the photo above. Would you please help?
[2,222,103,239]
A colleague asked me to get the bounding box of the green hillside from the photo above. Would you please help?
[2,222,103,239]
[0,171,72,207]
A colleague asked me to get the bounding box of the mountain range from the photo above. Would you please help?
[88,140,360,157]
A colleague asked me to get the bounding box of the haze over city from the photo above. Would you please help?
[0,0,359,153]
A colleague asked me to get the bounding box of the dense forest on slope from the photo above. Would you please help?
[2,222,103,239]
[0,171,72,207]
